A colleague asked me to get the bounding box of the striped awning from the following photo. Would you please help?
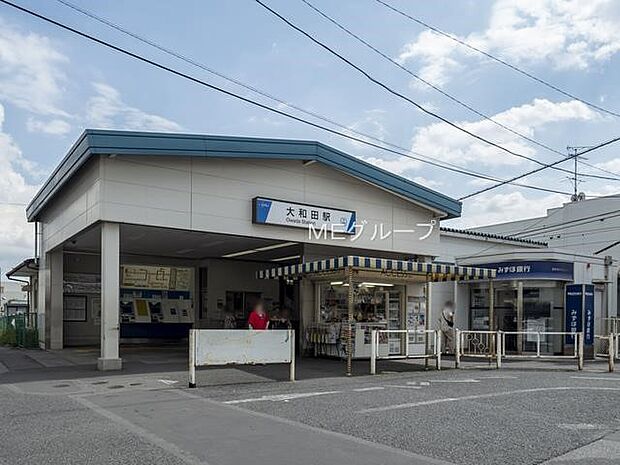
[257,256,496,280]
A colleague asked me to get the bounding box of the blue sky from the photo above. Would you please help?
[1,0,620,269]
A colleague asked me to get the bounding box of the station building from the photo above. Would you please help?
[10,129,617,368]
[25,129,480,370]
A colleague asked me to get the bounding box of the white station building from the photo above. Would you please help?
[26,129,482,370]
[11,130,617,369]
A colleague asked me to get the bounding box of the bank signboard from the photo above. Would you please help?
[477,261,573,281]
[565,284,594,345]
[252,197,356,234]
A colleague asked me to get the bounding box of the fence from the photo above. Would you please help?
[594,334,616,372]
[455,330,501,368]
[499,331,583,370]
[189,329,295,387]
[370,329,441,374]
[0,312,38,348]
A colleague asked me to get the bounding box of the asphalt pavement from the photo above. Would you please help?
[2,346,620,465]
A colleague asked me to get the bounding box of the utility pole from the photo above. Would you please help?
[566,145,591,202]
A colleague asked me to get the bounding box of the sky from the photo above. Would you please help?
[1,0,620,271]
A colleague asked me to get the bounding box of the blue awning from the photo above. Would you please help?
[257,256,495,281]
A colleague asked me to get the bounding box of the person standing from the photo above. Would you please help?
[247,300,269,330]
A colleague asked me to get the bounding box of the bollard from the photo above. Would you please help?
[289,329,296,382]
[188,329,196,388]
[496,331,502,369]
[370,330,377,375]
[609,334,615,373]
[436,330,442,371]
[455,329,461,369]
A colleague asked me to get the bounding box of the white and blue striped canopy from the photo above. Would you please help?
[257,256,495,281]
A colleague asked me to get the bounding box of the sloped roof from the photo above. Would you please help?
[441,226,548,246]
[26,130,461,221]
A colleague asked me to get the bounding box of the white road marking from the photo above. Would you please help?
[385,384,422,390]
[477,375,518,380]
[223,390,342,404]
[571,376,620,381]
[158,379,179,385]
[353,387,385,392]
[177,390,453,465]
[406,382,430,386]
[430,379,480,383]
[558,423,602,431]
[358,386,620,414]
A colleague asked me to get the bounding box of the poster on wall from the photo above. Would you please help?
[121,265,192,291]
[64,295,87,322]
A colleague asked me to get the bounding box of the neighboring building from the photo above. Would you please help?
[471,196,620,260]
[0,280,28,316]
[429,199,620,353]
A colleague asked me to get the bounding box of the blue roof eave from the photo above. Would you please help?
[26,129,462,221]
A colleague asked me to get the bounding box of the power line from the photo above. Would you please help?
[517,209,620,238]
[298,0,620,183]
[373,0,620,119]
[460,136,620,200]
[4,0,578,200]
[50,0,512,185]
[253,0,595,181]
[54,0,616,198]
[0,0,575,198]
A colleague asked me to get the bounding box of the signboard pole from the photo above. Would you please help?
[346,266,354,377]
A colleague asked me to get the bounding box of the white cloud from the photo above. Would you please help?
[26,118,71,136]
[594,158,620,175]
[450,190,567,228]
[86,83,182,132]
[411,98,598,166]
[0,17,70,119]
[361,156,421,175]
[398,0,620,86]
[0,104,40,270]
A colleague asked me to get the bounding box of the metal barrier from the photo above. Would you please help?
[455,330,501,369]
[189,329,295,387]
[370,329,441,374]
[499,331,583,370]
[0,312,38,348]
[594,334,616,372]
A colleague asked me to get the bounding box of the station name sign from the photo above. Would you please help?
[252,197,356,234]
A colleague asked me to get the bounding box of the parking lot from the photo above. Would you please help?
[2,346,620,465]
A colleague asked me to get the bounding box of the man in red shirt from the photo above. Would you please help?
[247,301,269,330]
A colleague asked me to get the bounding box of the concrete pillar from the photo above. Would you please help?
[48,248,64,350]
[98,222,122,371]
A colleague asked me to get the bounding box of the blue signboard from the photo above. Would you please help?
[584,284,594,345]
[565,284,582,344]
[479,261,573,281]
[565,284,595,345]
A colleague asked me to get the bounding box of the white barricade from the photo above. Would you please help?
[594,334,616,373]
[370,329,441,375]
[455,330,501,369]
[189,329,295,387]
[499,331,583,370]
